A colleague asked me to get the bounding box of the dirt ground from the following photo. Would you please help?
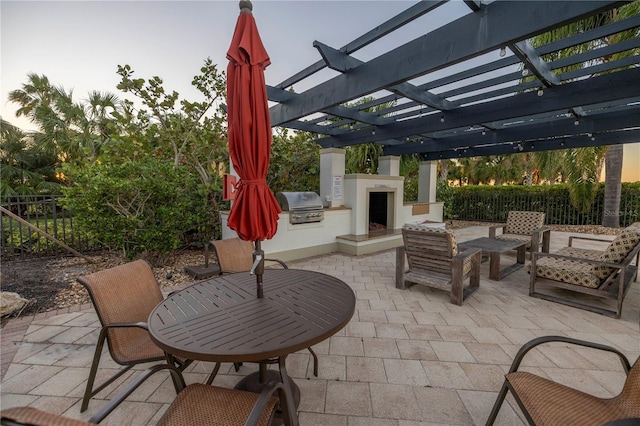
[0,221,620,319]
[0,249,209,318]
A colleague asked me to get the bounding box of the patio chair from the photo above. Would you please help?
[529,226,640,318]
[486,335,640,426]
[211,238,319,377]
[77,260,206,412]
[211,237,288,273]
[489,211,550,254]
[396,224,482,305]
[1,364,295,426]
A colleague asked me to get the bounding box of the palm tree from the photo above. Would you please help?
[0,119,61,196]
[8,73,119,165]
[530,1,640,226]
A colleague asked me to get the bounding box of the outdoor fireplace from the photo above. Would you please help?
[368,191,394,232]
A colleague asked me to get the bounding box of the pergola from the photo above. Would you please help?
[267,0,640,161]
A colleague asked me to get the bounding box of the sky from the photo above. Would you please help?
[1,0,471,130]
[2,0,638,181]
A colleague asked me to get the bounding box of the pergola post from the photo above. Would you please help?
[320,148,345,208]
[418,161,437,203]
[378,155,400,176]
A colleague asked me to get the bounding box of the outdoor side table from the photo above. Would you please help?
[147,269,356,417]
[458,237,526,280]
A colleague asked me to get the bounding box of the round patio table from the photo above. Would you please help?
[148,268,356,417]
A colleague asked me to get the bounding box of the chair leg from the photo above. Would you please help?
[485,381,510,426]
[234,362,242,372]
[82,328,110,412]
[308,347,318,377]
[205,362,221,385]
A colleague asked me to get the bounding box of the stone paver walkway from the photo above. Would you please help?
[1,226,638,425]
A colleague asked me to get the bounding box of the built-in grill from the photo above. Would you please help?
[276,192,324,225]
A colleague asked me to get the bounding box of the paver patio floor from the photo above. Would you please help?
[2,226,638,425]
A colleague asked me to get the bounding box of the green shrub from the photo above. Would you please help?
[447,182,640,226]
[60,159,214,263]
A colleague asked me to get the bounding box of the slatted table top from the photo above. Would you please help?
[148,269,356,363]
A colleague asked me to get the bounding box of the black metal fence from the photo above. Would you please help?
[448,183,640,226]
[1,195,99,261]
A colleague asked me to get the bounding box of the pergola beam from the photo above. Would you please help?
[270,1,624,126]
[316,67,640,147]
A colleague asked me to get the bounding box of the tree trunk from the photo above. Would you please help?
[438,159,448,183]
[602,144,623,228]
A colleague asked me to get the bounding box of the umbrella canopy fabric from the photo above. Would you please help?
[226,7,281,242]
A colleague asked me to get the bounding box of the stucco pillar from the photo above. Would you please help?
[320,148,346,208]
[418,161,437,203]
[378,155,400,176]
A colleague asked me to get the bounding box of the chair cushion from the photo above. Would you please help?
[507,371,640,426]
[495,233,532,248]
[0,407,96,426]
[592,228,640,279]
[532,247,602,288]
[504,211,545,236]
[158,383,277,426]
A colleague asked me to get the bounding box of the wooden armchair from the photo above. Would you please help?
[1,364,296,426]
[529,226,640,318]
[489,211,550,253]
[486,335,640,426]
[396,224,481,305]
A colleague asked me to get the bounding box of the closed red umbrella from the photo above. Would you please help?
[226,0,281,297]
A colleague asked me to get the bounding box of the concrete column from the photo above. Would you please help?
[418,161,437,203]
[320,148,346,208]
[378,155,400,176]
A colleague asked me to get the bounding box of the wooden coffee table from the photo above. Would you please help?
[458,237,526,280]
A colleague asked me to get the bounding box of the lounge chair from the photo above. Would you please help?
[1,364,294,426]
[529,225,640,318]
[77,260,199,412]
[486,335,640,426]
[396,224,481,305]
[489,211,550,254]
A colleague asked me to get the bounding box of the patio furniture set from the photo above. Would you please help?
[1,244,356,426]
[396,211,640,319]
[2,216,640,425]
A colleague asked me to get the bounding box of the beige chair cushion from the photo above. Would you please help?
[532,247,602,288]
[592,228,640,279]
[495,233,533,248]
[504,211,545,236]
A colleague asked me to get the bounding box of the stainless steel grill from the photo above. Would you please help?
[276,192,324,225]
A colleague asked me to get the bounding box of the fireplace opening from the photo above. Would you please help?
[369,192,389,232]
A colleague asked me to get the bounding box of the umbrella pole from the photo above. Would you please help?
[253,240,265,298]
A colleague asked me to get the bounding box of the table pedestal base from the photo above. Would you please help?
[235,370,300,406]
[234,369,301,421]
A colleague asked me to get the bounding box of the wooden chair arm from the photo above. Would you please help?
[456,247,482,261]
[532,226,551,252]
[569,235,614,247]
[489,223,506,238]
